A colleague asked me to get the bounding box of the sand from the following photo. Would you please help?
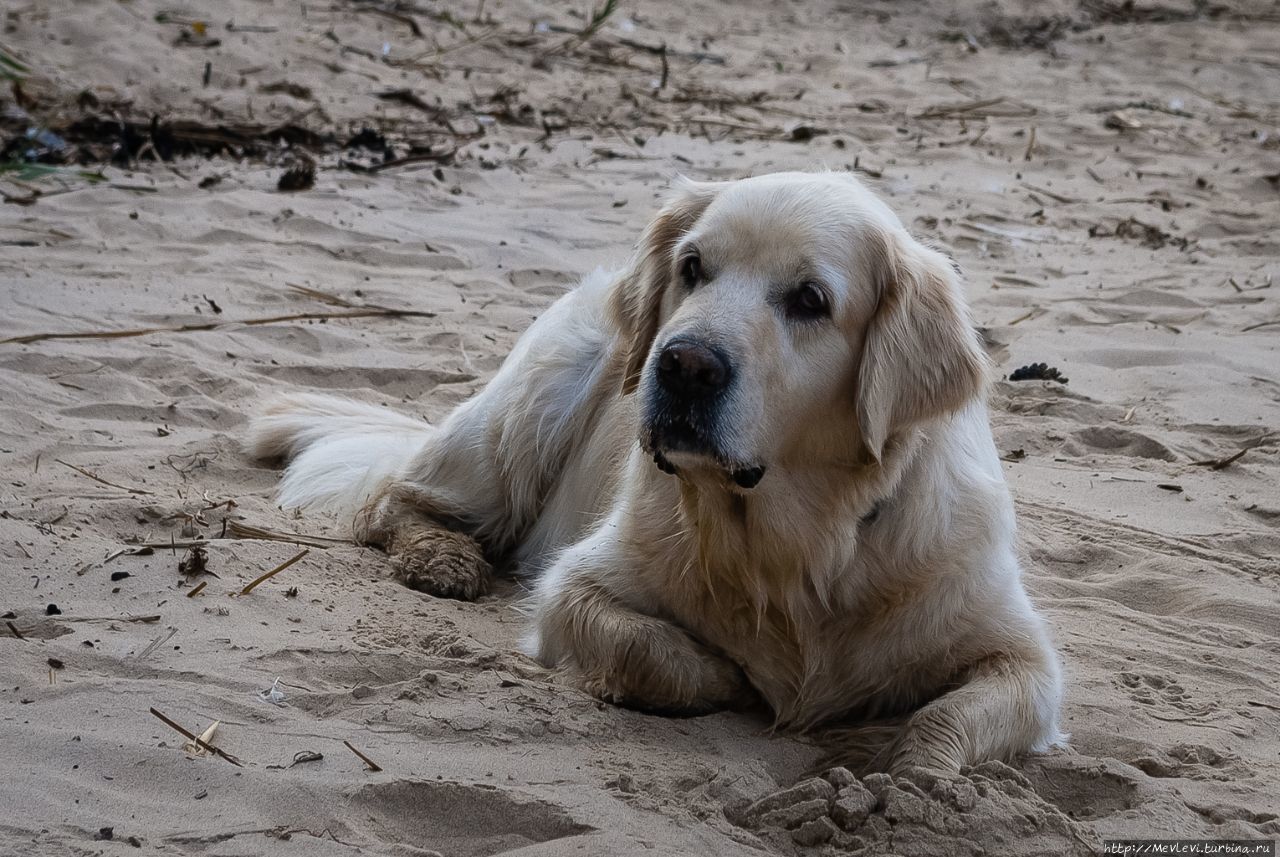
[1,0,1278,854]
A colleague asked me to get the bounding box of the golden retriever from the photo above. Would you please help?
[247,171,1064,774]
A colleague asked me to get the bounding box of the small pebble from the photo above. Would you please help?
[740,777,835,823]
[791,816,838,846]
[758,798,830,830]
[822,766,858,790]
[832,785,877,830]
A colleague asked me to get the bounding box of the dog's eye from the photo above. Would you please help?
[679,254,702,290]
[785,282,830,320]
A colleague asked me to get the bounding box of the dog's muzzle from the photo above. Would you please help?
[644,338,765,489]
[644,338,730,459]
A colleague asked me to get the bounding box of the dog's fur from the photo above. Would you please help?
[247,171,1063,774]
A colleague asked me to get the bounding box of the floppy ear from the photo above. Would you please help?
[856,232,988,460]
[612,178,721,394]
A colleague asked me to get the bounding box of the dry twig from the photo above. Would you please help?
[241,549,309,595]
[3,296,435,346]
[1191,448,1248,470]
[55,459,153,496]
[227,521,348,547]
[343,739,382,771]
[150,707,244,766]
[137,628,178,660]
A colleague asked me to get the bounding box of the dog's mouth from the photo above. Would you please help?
[647,415,708,455]
[642,414,766,490]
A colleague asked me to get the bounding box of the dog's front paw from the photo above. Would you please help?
[578,636,752,716]
[881,706,968,776]
[386,523,492,601]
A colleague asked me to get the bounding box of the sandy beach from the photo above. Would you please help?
[1,0,1278,853]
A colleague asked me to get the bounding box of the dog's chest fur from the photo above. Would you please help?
[657,480,951,729]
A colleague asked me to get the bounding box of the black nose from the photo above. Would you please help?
[656,339,731,398]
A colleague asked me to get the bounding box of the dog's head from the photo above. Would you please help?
[612,172,987,490]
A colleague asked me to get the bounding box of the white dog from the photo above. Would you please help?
[248,171,1063,773]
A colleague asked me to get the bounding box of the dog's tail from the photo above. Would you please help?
[246,393,433,523]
